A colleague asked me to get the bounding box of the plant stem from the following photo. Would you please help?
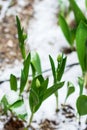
[21,46,26,60]
[29,112,34,126]
[55,92,59,112]
[84,72,87,88]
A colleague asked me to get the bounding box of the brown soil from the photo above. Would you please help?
[39,119,59,130]
[0,0,34,69]
[60,46,76,54]
[39,104,75,130]
[61,104,75,119]
[4,117,24,130]
[1,104,85,130]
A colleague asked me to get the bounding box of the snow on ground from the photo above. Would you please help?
[0,0,87,129]
[0,0,11,21]
[27,0,64,70]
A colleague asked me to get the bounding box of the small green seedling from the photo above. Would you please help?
[0,95,26,120]
[1,52,31,118]
[0,95,9,115]
[76,95,87,116]
[49,54,66,110]
[10,53,31,95]
[64,81,75,104]
[0,16,66,127]
[31,51,42,78]
[16,16,27,59]
[69,0,87,25]
[78,77,84,96]
[59,0,87,50]
[76,21,87,88]
[16,16,31,93]
[20,53,31,94]
[29,75,64,125]
[59,14,75,48]
[2,53,31,119]
[0,15,31,119]
[76,77,85,120]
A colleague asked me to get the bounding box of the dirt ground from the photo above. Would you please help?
[0,0,34,69]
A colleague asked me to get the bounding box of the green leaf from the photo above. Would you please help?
[59,14,73,46]
[78,77,84,96]
[10,74,17,91]
[9,100,24,110]
[76,21,87,73]
[20,53,31,94]
[70,28,76,44]
[16,16,26,59]
[30,75,44,93]
[35,78,49,113]
[69,0,87,25]
[29,88,39,113]
[76,95,87,116]
[29,75,48,113]
[31,52,42,75]
[31,63,36,78]
[1,96,9,113]
[39,78,49,99]
[85,0,87,9]
[18,113,27,120]
[43,82,64,101]
[49,55,56,83]
[65,81,75,102]
[57,54,67,81]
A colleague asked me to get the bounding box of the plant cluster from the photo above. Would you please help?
[1,0,87,128]
[59,0,87,120]
[0,16,66,128]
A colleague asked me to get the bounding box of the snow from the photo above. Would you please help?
[0,0,87,129]
[0,0,11,21]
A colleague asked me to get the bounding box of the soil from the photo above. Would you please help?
[38,104,76,130]
[1,104,76,130]
[4,117,24,130]
[0,0,34,69]
[60,46,76,54]
[39,119,59,130]
[61,104,75,119]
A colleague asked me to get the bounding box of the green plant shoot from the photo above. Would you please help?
[59,0,87,50]
[29,75,64,125]
[64,81,75,104]
[76,95,87,116]
[76,21,87,87]
[16,16,27,59]
[49,54,66,110]
[10,74,17,91]
[59,14,74,46]
[78,77,84,96]
[76,77,86,118]
[1,95,9,114]
[0,96,27,120]
[31,52,42,78]
[69,0,87,25]
[20,53,31,94]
